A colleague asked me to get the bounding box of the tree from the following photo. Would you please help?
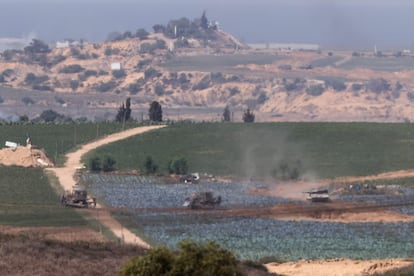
[89,156,101,172]
[24,39,50,54]
[102,155,116,172]
[200,11,209,30]
[222,105,231,122]
[119,240,242,276]
[135,28,149,40]
[243,109,255,123]
[168,157,188,175]
[144,156,159,174]
[115,98,132,122]
[149,101,163,122]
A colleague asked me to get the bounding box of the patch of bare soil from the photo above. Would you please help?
[265,258,414,276]
[0,146,53,167]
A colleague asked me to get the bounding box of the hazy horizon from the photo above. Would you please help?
[2,0,414,50]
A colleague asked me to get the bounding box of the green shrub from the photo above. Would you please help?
[59,64,84,74]
[155,84,165,96]
[306,84,325,96]
[22,96,35,105]
[168,157,188,175]
[102,155,116,172]
[112,69,126,79]
[96,80,117,92]
[70,80,79,90]
[144,156,159,174]
[89,156,101,172]
[118,240,241,276]
[144,68,161,80]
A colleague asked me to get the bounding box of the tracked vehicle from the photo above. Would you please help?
[183,191,221,209]
[61,185,96,208]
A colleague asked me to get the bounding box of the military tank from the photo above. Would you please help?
[183,191,221,209]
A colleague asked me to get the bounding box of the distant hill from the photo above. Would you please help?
[2,14,414,122]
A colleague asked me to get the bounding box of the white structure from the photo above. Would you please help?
[5,141,18,148]
[110,62,122,71]
[56,41,70,48]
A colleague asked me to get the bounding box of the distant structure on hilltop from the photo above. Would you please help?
[248,43,320,51]
[0,37,32,52]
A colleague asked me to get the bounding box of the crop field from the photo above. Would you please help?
[310,56,343,68]
[85,122,414,179]
[83,174,414,261]
[160,54,285,73]
[0,122,138,165]
[0,167,85,226]
[339,56,414,71]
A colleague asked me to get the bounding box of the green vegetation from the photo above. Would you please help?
[0,167,84,226]
[339,56,414,71]
[119,240,241,276]
[0,122,137,166]
[161,54,285,73]
[84,122,414,179]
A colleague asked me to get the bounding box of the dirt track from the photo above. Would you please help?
[47,125,165,248]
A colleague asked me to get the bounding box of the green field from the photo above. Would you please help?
[0,167,85,226]
[84,122,414,179]
[339,56,414,71]
[0,122,139,166]
[160,54,285,73]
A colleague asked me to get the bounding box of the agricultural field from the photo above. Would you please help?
[339,56,414,71]
[0,167,84,227]
[160,53,285,73]
[0,122,138,165]
[83,173,414,261]
[84,122,414,179]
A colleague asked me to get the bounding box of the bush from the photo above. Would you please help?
[243,109,255,123]
[326,79,346,91]
[112,69,126,79]
[168,157,188,175]
[119,240,241,276]
[89,156,101,172]
[0,75,4,83]
[96,80,117,92]
[155,84,165,96]
[135,28,149,40]
[59,64,84,74]
[306,84,325,96]
[192,75,211,90]
[137,59,151,70]
[70,80,79,91]
[102,155,116,172]
[368,78,390,94]
[144,156,159,174]
[144,68,161,80]
[229,87,240,96]
[351,83,364,91]
[38,109,65,122]
[22,96,35,105]
[104,47,112,56]
[25,73,49,85]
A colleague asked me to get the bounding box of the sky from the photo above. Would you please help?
[2,0,414,50]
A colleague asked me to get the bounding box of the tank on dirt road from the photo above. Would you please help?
[183,191,221,209]
[305,188,330,202]
[61,185,96,208]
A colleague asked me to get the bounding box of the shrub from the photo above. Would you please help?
[144,67,161,80]
[351,83,364,91]
[229,87,240,96]
[306,84,325,96]
[22,96,35,105]
[25,73,49,85]
[50,55,66,65]
[368,78,390,94]
[59,64,84,74]
[192,75,211,90]
[70,80,79,91]
[54,96,65,105]
[104,47,112,56]
[222,105,231,122]
[102,155,116,172]
[0,75,4,83]
[168,157,188,175]
[137,59,151,70]
[119,240,241,276]
[96,80,117,92]
[135,28,149,40]
[112,69,126,79]
[38,109,65,122]
[155,84,165,96]
[32,84,52,91]
[144,156,159,174]
[243,109,255,123]
[326,79,346,91]
[257,92,268,104]
[89,156,101,172]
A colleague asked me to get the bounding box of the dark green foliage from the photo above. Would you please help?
[144,68,161,80]
[284,78,306,92]
[192,75,211,90]
[325,79,346,91]
[55,96,65,105]
[96,80,117,92]
[149,101,163,122]
[22,96,35,105]
[115,98,132,122]
[243,109,255,123]
[51,55,66,65]
[33,84,52,91]
[137,59,151,70]
[144,156,159,174]
[24,39,50,54]
[200,11,209,30]
[102,155,116,172]
[257,92,268,104]
[38,109,65,122]
[229,87,240,96]
[135,28,149,40]
[128,79,144,94]
[306,84,325,96]
[351,83,364,91]
[119,247,175,276]
[222,105,231,122]
[139,39,167,54]
[59,64,84,74]
[168,157,188,174]
[24,73,49,86]
[70,80,79,91]
[155,84,165,96]
[89,156,101,172]
[104,47,113,56]
[80,70,98,81]
[112,69,126,79]
[119,240,241,276]
[272,160,302,180]
[368,78,390,93]
[2,68,14,77]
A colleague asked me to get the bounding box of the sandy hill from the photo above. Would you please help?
[2,23,414,122]
[0,146,53,168]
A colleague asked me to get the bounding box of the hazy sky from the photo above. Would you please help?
[2,0,414,49]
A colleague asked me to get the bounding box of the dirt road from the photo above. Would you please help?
[47,125,165,248]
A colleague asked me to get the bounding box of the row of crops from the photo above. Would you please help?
[84,173,414,261]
